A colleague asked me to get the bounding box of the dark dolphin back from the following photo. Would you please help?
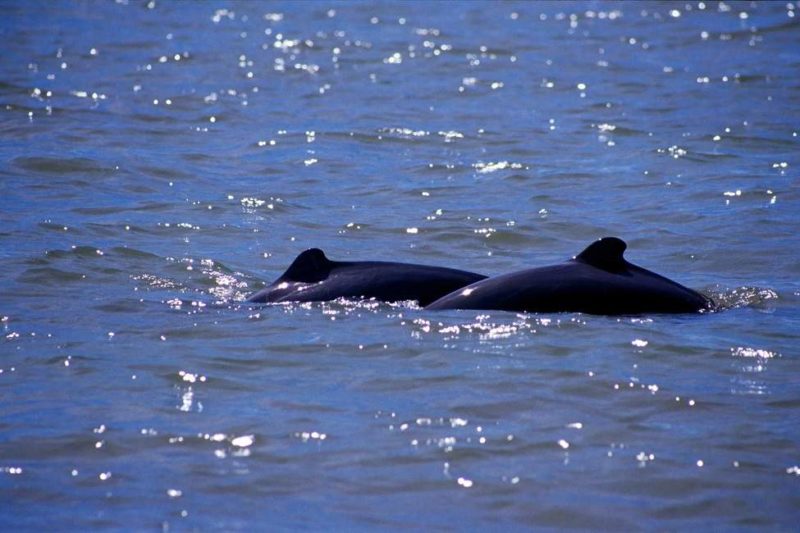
[574,237,712,312]
[426,237,713,314]
[246,248,334,303]
[279,248,333,283]
[575,237,712,310]
[574,237,628,272]
[248,248,486,305]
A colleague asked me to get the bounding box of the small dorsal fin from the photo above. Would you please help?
[574,237,628,272]
[280,248,332,282]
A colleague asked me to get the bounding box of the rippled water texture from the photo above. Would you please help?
[1,1,799,529]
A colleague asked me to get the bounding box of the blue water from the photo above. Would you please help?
[1,1,799,529]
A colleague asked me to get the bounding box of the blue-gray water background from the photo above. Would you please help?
[1,1,799,529]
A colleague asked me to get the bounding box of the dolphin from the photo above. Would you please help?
[247,248,487,305]
[425,237,713,315]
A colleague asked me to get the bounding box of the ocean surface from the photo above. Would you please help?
[1,1,799,530]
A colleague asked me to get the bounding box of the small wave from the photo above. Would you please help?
[132,273,182,290]
[108,247,161,260]
[44,245,104,259]
[245,297,419,314]
[378,127,430,138]
[707,286,779,311]
[13,156,112,175]
[18,267,85,284]
[473,161,528,174]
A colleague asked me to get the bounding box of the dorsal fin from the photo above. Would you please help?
[280,248,332,282]
[574,237,628,272]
